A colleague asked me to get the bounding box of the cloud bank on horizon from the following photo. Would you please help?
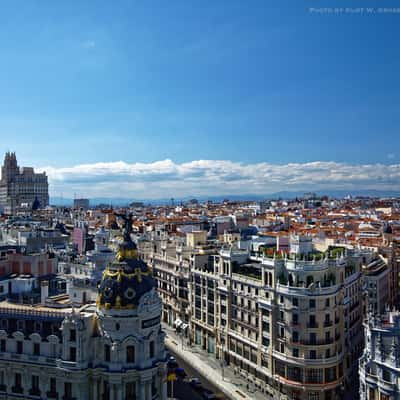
[38,159,400,199]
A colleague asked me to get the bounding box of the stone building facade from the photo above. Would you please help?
[0,152,49,214]
[0,218,167,399]
[359,310,400,400]
[148,233,366,400]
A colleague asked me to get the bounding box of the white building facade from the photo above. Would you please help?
[359,310,400,400]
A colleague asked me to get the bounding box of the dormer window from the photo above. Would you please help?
[126,346,135,363]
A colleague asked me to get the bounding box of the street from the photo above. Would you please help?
[167,348,228,400]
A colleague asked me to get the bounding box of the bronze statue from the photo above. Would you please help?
[114,212,133,242]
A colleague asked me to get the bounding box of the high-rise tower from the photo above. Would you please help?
[0,152,49,214]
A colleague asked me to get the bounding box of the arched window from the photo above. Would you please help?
[126,345,135,363]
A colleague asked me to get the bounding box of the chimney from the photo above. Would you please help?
[41,280,49,305]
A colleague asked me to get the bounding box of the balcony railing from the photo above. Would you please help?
[307,322,319,329]
[11,386,23,394]
[324,320,333,327]
[29,388,41,396]
[301,338,333,346]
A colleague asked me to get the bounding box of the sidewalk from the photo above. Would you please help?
[163,324,273,400]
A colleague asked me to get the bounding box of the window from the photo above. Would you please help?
[307,369,322,384]
[0,340,5,352]
[292,314,299,325]
[292,298,298,306]
[325,298,330,307]
[279,343,285,353]
[17,341,23,354]
[382,369,391,382]
[310,333,316,345]
[69,347,76,362]
[149,341,154,358]
[33,342,40,356]
[279,327,284,338]
[309,299,316,309]
[31,375,40,393]
[293,331,299,342]
[51,343,57,357]
[325,348,331,358]
[13,373,22,393]
[104,345,110,362]
[64,382,72,398]
[293,348,299,358]
[49,378,57,393]
[126,346,135,363]
[325,331,331,343]
[309,350,316,359]
[69,329,76,342]
[325,366,336,382]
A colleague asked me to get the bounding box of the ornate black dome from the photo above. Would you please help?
[97,214,155,310]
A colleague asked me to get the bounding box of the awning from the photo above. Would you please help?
[181,323,188,330]
[174,319,183,328]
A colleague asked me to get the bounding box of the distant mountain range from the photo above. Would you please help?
[50,190,400,207]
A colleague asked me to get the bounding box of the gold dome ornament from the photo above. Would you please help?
[117,247,138,261]
[96,212,155,311]
[115,296,122,309]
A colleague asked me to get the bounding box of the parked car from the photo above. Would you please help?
[189,377,202,388]
[201,389,216,399]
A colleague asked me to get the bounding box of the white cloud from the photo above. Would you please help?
[37,159,400,199]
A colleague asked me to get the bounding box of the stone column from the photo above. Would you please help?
[115,384,122,400]
[146,381,152,400]
[58,379,65,398]
[161,376,167,400]
[110,383,115,400]
[92,378,99,400]
[139,381,146,399]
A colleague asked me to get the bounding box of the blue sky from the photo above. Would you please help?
[0,1,399,198]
